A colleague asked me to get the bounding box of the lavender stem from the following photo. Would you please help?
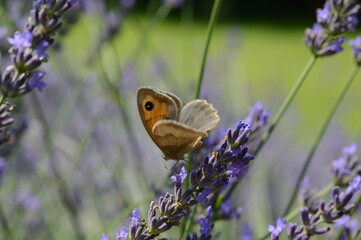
[283,65,360,216]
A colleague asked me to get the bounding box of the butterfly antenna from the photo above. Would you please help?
[138,155,161,171]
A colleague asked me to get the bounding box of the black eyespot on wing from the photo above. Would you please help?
[145,101,154,111]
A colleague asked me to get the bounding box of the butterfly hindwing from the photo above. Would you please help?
[179,100,220,133]
[152,120,206,160]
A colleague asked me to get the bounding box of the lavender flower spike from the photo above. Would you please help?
[304,0,360,57]
[304,23,345,57]
[317,0,360,35]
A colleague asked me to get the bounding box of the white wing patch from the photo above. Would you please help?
[179,100,220,133]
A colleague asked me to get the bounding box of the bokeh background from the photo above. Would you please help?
[0,0,360,239]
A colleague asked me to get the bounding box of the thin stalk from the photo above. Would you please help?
[181,0,222,236]
[194,0,223,99]
[30,93,86,240]
[180,205,198,239]
[0,204,13,240]
[0,94,6,104]
[283,65,360,216]
[127,3,172,68]
[219,56,318,209]
[254,56,317,156]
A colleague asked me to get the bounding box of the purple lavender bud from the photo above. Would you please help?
[28,71,46,92]
[267,218,287,240]
[199,217,213,236]
[196,187,211,206]
[287,223,304,239]
[312,226,330,235]
[158,223,172,232]
[114,226,128,240]
[0,103,15,128]
[300,208,311,226]
[174,184,182,200]
[310,214,320,224]
[227,160,248,179]
[347,175,361,193]
[36,40,50,58]
[190,170,201,185]
[244,102,270,129]
[304,23,346,57]
[170,166,187,184]
[129,222,137,239]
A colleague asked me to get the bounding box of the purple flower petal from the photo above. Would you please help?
[7,31,32,49]
[196,187,211,206]
[28,72,47,92]
[100,233,109,240]
[129,208,140,224]
[171,166,187,184]
[267,218,287,239]
[114,226,128,239]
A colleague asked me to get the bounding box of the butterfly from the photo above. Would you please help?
[137,86,220,160]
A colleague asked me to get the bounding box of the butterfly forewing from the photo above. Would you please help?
[137,87,181,135]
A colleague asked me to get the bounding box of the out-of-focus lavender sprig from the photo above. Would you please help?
[244,102,270,153]
[0,0,78,149]
[186,206,214,240]
[335,215,361,239]
[267,144,361,240]
[317,0,360,35]
[103,121,254,239]
[83,0,136,64]
[349,35,361,65]
[1,0,78,99]
[269,180,360,240]
[304,0,360,57]
[331,143,360,187]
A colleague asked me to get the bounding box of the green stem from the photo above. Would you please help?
[180,205,198,239]
[282,65,360,216]
[0,94,7,105]
[128,3,172,67]
[194,0,223,99]
[180,1,222,236]
[0,204,13,240]
[254,56,317,156]
[219,56,317,209]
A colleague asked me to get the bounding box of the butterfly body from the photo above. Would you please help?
[137,87,220,160]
